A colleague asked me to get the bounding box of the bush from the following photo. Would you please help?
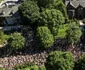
[0,68,9,70]
[0,30,4,39]
[36,26,54,49]
[18,0,40,26]
[75,54,85,70]
[14,63,39,70]
[37,0,68,19]
[40,9,65,37]
[39,65,46,70]
[8,32,25,50]
[45,51,74,70]
[0,30,10,45]
[0,30,4,45]
[66,22,82,46]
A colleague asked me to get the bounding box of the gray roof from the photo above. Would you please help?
[66,0,85,8]
[0,4,20,17]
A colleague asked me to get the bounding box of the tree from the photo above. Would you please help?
[40,9,65,37]
[45,51,74,70]
[18,0,40,26]
[37,0,61,8]
[8,32,25,50]
[56,2,68,19]
[36,26,54,49]
[66,22,82,47]
[37,0,68,18]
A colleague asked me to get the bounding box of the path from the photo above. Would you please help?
[0,52,47,70]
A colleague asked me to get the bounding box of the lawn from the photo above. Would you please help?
[55,24,68,39]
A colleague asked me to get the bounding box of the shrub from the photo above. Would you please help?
[37,0,68,19]
[75,54,85,70]
[36,26,54,49]
[0,30,4,45]
[45,51,74,70]
[66,22,82,46]
[40,9,65,37]
[39,65,46,70]
[0,29,4,40]
[0,68,9,70]
[14,63,39,70]
[8,32,25,50]
[18,0,40,26]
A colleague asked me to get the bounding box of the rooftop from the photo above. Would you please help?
[65,0,85,8]
[0,4,20,17]
[0,0,24,17]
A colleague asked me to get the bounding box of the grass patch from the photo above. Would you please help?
[55,24,68,39]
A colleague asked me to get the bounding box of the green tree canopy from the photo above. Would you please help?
[36,26,54,49]
[66,22,82,46]
[45,51,74,70]
[56,2,68,19]
[37,0,61,8]
[40,9,65,37]
[37,0,68,18]
[8,32,25,50]
[18,0,40,26]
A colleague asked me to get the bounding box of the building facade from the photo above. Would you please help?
[0,0,23,26]
[64,0,85,19]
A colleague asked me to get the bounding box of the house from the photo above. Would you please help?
[64,0,85,19]
[0,0,24,8]
[0,0,24,26]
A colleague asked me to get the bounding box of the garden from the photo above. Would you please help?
[0,0,85,70]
